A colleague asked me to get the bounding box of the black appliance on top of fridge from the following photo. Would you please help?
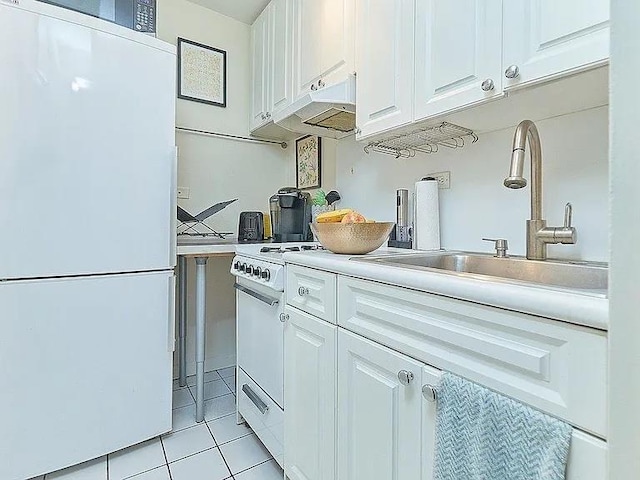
[269,187,313,243]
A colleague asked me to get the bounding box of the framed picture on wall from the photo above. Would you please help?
[177,37,227,107]
[296,135,322,190]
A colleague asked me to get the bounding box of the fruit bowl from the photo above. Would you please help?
[310,222,395,255]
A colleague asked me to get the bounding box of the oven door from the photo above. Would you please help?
[235,279,284,409]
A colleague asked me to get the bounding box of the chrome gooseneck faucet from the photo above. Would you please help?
[504,120,577,260]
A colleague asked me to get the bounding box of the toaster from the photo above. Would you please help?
[238,211,265,242]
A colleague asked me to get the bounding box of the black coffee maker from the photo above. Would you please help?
[269,187,313,243]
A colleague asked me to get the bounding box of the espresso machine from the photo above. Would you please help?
[269,187,313,243]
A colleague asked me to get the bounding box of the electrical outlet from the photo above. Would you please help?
[427,171,450,189]
[177,187,190,199]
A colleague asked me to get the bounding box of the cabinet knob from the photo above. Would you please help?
[355,126,361,135]
[266,112,271,119]
[310,84,317,91]
[318,79,325,88]
[422,384,437,403]
[397,370,414,386]
[279,313,289,323]
[505,65,520,79]
[261,113,266,121]
[481,78,495,91]
[298,286,310,296]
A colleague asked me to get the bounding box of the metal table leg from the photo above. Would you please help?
[177,256,187,387]
[194,257,208,423]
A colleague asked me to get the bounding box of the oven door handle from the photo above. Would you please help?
[234,283,280,306]
[242,384,269,414]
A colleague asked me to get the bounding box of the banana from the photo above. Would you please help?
[316,209,354,223]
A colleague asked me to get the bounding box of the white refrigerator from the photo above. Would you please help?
[0,3,177,479]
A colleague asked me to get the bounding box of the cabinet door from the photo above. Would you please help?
[421,365,442,480]
[270,0,294,115]
[355,0,415,139]
[293,0,355,99]
[414,0,503,121]
[503,0,609,89]
[284,306,337,480]
[337,329,423,480]
[250,8,270,131]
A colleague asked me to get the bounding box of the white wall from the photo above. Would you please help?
[157,0,292,374]
[334,106,609,262]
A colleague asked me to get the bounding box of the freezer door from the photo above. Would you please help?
[0,271,175,480]
[0,5,176,279]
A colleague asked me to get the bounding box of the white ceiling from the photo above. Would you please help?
[188,0,271,24]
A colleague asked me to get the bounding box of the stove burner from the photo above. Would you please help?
[301,245,324,251]
[259,245,324,254]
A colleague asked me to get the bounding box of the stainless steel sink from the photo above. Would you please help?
[356,253,608,292]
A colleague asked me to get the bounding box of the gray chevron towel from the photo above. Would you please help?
[433,373,572,480]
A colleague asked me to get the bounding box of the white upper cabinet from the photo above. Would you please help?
[414,0,503,122]
[250,0,294,132]
[250,8,270,131]
[292,0,355,99]
[355,0,415,139]
[503,0,610,89]
[270,0,294,114]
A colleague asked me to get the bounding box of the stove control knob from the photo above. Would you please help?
[240,263,247,273]
[234,261,240,270]
[247,265,254,275]
[261,269,271,281]
[253,266,262,277]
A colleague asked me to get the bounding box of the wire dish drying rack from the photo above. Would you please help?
[364,122,478,158]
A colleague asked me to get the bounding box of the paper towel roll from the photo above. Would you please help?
[414,179,441,251]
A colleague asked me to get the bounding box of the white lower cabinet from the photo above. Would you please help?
[337,328,423,480]
[284,306,337,480]
[421,365,441,480]
[284,267,608,480]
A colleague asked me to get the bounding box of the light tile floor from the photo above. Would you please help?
[38,366,284,480]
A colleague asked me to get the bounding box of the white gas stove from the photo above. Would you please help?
[229,242,321,467]
[232,244,323,290]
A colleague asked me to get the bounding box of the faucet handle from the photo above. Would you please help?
[564,202,573,228]
[482,238,509,258]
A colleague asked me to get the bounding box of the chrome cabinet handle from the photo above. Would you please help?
[505,65,520,79]
[279,313,289,323]
[481,78,495,91]
[318,79,325,88]
[355,126,362,135]
[422,384,437,403]
[242,384,269,414]
[397,370,414,386]
[298,286,310,296]
[310,84,317,91]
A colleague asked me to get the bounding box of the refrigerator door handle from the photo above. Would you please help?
[169,147,178,265]
[168,274,176,352]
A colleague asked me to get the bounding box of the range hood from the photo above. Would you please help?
[273,74,356,139]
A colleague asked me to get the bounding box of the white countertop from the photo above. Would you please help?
[176,237,240,257]
[282,248,609,331]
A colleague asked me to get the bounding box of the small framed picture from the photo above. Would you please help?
[296,135,322,190]
[177,37,227,107]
